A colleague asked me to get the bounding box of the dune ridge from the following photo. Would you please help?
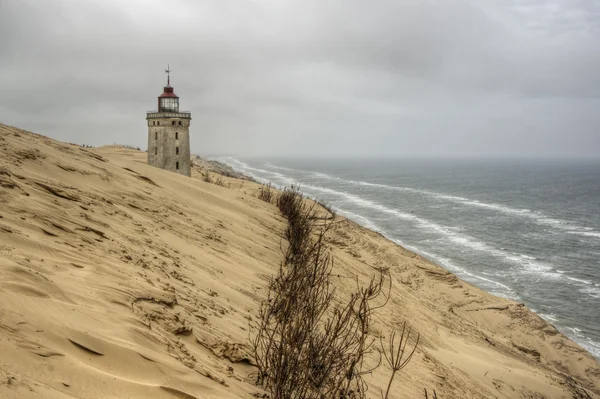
[0,123,598,398]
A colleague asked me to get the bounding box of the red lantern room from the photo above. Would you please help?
[158,66,179,112]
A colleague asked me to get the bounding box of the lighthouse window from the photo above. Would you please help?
[154,147,157,155]
[172,121,175,125]
[176,147,179,155]
[155,132,157,140]
[175,132,178,139]
[176,162,180,170]
[157,121,160,126]
[178,121,182,126]
[152,121,155,126]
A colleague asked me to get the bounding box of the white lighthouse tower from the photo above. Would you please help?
[146,66,191,177]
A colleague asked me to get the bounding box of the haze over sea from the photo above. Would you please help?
[219,157,600,359]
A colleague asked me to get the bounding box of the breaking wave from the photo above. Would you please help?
[226,160,600,239]
[221,157,566,279]
[218,156,600,359]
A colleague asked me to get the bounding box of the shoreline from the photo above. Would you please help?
[216,156,600,361]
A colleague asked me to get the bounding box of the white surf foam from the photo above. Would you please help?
[580,287,600,299]
[540,313,559,322]
[399,244,518,299]
[355,181,599,236]
[299,183,564,276]
[265,163,298,172]
[520,255,538,260]
[565,327,600,359]
[567,276,593,285]
[253,161,600,239]
[314,172,342,181]
[221,158,568,280]
[569,231,600,239]
[221,158,295,187]
[226,159,283,177]
[335,209,381,232]
[325,177,540,217]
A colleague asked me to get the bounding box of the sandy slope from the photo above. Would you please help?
[0,123,598,399]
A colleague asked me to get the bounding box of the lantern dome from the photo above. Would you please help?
[158,86,179,112]
[159,86,178,98]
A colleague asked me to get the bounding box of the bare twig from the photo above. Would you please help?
[381,322,420,399]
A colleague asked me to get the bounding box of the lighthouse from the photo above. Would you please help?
[146,66,191,177]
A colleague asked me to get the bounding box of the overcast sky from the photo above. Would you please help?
[1,0,599,158]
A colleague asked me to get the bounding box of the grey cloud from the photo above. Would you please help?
[1,0,599,157]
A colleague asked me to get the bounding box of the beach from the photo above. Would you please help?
[1,123,599,398]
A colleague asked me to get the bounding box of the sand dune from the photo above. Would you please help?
[0,123,598,398]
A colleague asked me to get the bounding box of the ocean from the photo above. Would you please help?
[218,156,600,359]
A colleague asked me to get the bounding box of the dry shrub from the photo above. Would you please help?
[252,186,418,399]
[214,174,226,187]
[276,185,303,219]
[277,186,316,265]
[257,183,274,203]
[201,171,227,187]
[202,171,212,183]
[316,199,336,219]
